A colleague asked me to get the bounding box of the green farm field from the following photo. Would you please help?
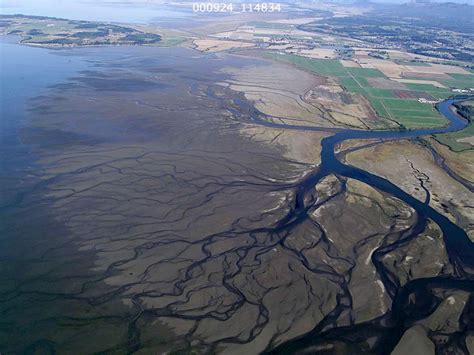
[442,73,474,89]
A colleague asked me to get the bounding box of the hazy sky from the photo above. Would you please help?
[0,0,190,23]
[1,0,472,22]
[1,0,472,6]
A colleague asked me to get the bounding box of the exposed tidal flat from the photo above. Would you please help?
[1,38,473,354]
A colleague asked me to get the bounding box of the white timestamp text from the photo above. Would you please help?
[192,3,282,13]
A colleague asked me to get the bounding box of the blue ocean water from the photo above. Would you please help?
[0,36,86,138]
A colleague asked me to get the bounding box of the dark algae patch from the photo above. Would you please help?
[70,75,169,92]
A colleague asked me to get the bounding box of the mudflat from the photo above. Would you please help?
[1,12,473,352]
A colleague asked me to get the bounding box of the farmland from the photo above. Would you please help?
[266,52,455,129]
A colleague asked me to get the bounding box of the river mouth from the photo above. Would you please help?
[1,39,473,354]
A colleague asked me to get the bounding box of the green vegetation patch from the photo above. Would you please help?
[404,83,452,99]
[364,88,397,98]
[389,108,441,119]
[157,35,185,47]
[404,83,447,92]
[338,77,359,88]
[71,30,108,38]
[345,85,368,96]
[428,92,454,100]
[442,73,474,89]
[345,67,385,78]
[367,97,390,118]
[395,60,431,66]
[435,100,474,151]
[73,22,99,29]
[352,76,371,87]
[266,52,347,77]
[123,33,161,44]
[381,98,436,111]
[435,125,474,151]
